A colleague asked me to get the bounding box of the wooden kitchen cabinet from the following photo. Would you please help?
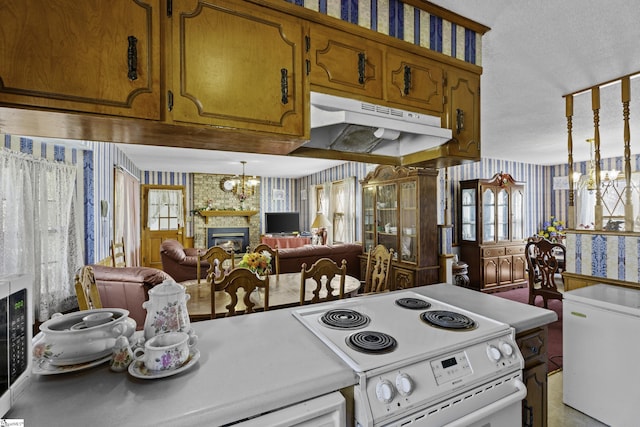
[386,49,444,114]
[460,173,527,292]
[308,23,384,101]
[0,0,161,120]
[442,66,481,161]
[170,0,307,137]
[516,327,549,427]
[361,165,439,288]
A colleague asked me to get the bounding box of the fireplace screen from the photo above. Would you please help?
[207,227,250,253]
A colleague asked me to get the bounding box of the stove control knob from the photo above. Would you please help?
[395,373,414,396]
[499,341,514,357]
[486,345,502,362]
[375,379,395,403]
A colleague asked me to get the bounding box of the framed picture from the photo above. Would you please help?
[273,189,285,201]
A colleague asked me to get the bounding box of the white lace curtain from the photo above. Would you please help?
[114,167,140,266]
[147,189,184,230]
[1,148,84,321]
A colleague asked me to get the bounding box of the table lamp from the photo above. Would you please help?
[311,212,331,245]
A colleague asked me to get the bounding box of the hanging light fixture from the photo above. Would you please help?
[231,161,259,202]
[585,138,597,192]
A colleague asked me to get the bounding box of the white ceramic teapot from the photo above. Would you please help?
[142,279,191,340]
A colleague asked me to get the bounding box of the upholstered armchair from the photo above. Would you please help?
[160,239,209,282]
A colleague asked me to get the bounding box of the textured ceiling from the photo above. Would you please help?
[114,0,640,175]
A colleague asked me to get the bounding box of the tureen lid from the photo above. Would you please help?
[148,279,186,296]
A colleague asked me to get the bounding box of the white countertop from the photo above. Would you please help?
[8,284,555,426]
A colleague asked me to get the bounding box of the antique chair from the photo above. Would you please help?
[248,243,280,277]
[361,245,394,294]
[525,236,565,307]
[299,258,347,305]
[211,267,269,318]
[75,265,103,310]
[199,245,235,284]
[111,237,126,268]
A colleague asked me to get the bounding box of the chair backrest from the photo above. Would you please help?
[74,266,103,310]
[363,245,394,293]
[249,243,279,277]
[211,267,269,318]
[111,237,126,268]
[200,246,235,283]
[525,236,565,307]
[300,258,347,305]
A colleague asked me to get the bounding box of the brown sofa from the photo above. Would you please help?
[91,265,172,330]
[160,239,209,282]
[278,243,363,280]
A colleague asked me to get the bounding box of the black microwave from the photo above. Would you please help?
[0,274,33,417]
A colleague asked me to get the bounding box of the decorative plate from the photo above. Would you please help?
[128,348,200,380]
[32,354,111,375]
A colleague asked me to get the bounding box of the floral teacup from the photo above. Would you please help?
[133,331,197,371]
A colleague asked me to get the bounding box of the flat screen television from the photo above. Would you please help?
[264,212,300,234]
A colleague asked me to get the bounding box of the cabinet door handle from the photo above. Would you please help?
[280,68,289,105]
[358,52,366,84]
[523,400,534,427]
[127,36,138,81]
[403,65,412,95]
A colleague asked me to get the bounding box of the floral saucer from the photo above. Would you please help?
[33,354,111,375]
[128,348,200,380]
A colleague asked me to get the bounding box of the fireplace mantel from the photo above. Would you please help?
[198,209,258,224]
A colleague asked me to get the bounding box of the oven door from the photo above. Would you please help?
[378,375,526,427]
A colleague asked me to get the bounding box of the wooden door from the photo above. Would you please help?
[386,50,444,114]
[141,185,186,270]
[0,0,160,119]
[308,24,383,100]
[170,0,306,137]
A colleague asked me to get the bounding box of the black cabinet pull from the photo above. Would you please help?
[523,400,534,427]
[358,52,365,85]
[280,68,289,105]
[403,65,411,95]
[127,36,138,81]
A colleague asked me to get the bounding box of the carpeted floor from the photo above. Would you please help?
[493,286,563,373]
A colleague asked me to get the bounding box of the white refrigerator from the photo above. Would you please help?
[563,284,640,426]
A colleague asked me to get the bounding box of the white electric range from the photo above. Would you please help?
[292,291,526,426]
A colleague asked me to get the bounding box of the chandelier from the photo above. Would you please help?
[230,161,259,202]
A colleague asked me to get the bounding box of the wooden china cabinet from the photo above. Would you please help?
[361,165,439,289]
[459,173,527,292]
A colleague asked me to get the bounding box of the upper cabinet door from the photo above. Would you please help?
[308,24,383,100]
[386,50,444,114]
[0,0,161,120]
[170,0,306,137]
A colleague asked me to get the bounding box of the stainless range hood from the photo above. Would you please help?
[304,92,452,158]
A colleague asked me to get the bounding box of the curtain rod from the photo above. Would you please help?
[114,164,139,181]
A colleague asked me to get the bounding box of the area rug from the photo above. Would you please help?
[492,287,563,373]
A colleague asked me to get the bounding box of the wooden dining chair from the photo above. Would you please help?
[525,236,565,308]
[110,237,126,268]
[361,245,394,294]
[300,258,347,305]
[211,267,269,318]
[248,243,280,277]
[199,245,235,284]
[74,265,103,310]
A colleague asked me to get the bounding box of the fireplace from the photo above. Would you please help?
[206,227,250,254]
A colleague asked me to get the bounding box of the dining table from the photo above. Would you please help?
[181,271,361,319]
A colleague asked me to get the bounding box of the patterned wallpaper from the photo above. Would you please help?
[286,0,482,65]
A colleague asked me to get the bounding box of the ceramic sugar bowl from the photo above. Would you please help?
[142,279,191,340]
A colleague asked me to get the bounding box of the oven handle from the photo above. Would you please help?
[442,379,527,427]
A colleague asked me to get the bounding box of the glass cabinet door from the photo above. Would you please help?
[482,188,495,243]
[461,188,476,241]
[376,183,398,256]
[497,189,509,241]
[511,188,524,241]
[363,186,375,251]
[400,181,417,263]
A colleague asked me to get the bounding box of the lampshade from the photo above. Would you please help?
[311,212,331,229]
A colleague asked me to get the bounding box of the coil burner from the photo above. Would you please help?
[320,309,370,330]
[395,297,431,310]
[346,331,397,354]
[420,310,477,330]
